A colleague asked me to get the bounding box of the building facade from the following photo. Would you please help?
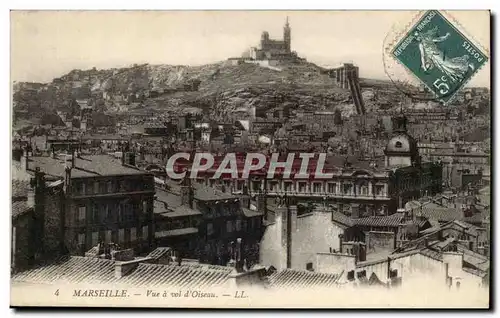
[249,17,296,61]
[154,180,264,267]
[20,151,156,256]
[11,169,65,272]
[172,114,442,217]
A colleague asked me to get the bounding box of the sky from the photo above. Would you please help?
[10,10,490,87]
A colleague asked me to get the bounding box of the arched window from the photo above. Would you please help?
[395,141,403,148]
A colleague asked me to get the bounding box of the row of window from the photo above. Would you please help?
[206,218,260,236]
[76,200,150,224]
[163,217,201,231]
[199,178,387,196]
[77,226,149,247]
[255,181,386,196]
[72,178,153,196]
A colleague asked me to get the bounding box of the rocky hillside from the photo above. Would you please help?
[13,60,351,125]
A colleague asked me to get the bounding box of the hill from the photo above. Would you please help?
[13,60,351,125]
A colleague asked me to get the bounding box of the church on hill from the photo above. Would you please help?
[248,17,301,61]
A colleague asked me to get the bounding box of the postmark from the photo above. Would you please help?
[387,10,488,104]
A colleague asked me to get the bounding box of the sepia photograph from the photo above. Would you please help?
[9,9,491,309]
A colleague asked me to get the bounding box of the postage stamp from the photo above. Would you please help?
[390,10,488,104]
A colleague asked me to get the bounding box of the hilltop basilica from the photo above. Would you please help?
[248,17,301,61]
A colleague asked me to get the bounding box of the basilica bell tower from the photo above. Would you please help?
[283,16,291,52]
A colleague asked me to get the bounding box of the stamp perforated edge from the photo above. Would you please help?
[385,10,490,104]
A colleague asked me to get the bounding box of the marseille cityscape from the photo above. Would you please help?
[10,13,490,307]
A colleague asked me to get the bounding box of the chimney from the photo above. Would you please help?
[20,148,28,171]
[398,207,408,221]
[282,204,297,269]
[387,257,392,280]
[121,145,125,165]
[111,248,135,261]
[289,204,298,239]
[180,179,194,209]
[256,194,267,220]
[27,188,35,208]
[274,205,289,270]
[114,258,148,279]
[64,166,72,192]
[233,238,244,272]
[443,251,463,278]
[31,167,45,207]
[226,267,268,290]
[176,250,182,266]
[444,263,451,288]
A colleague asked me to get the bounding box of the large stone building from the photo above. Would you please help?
[181,113,443,217]
[154,179,264,267]
[16,150,156,256]
[249,17,298,61]
[11,169,65,272]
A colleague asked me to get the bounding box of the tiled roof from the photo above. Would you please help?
[119,263,230,289]
[27,155,148,178]
[147,247,172,260]
[453,220,482,232]
[420,225,441,234]
[12,180,30,198]
[419,206,486,224]
[12,256,116,285]
[82,134,126,141]
[12,201,32,218]
[267,269,342,289]
[11,256,233,288]
[154,201,169,214]
[165,206,202,218]
[353,213,404,228]
[463,267,488,278]
[448,220,478,237]
[456,245,489,271]
[12,162,32,181]
[331,211,354,227]
[155,189,183,209]
[326,155,385,172]
[193,184,242,202]
[433,237,455,250]
[417,218,430,228]
[172,262,232,272]
[155,227,199,238]
[160,182,247,202]
[242,208,264,218]
[419,247,443,261]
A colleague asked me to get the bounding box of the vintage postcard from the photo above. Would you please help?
[10,10,491,308]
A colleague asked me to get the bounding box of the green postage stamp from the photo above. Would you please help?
[391,10,488,104]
